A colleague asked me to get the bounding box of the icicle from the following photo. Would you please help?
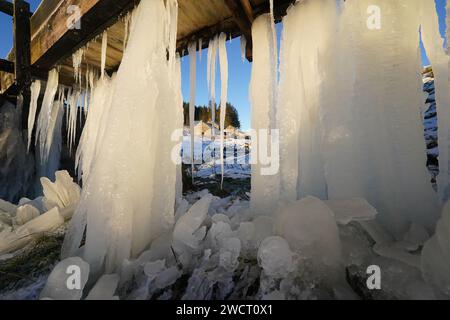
[27,80,41,152]
[35,69,59,162]
[198,38,203,62]
[67,90,80,153]
[72,48,84,84]
[218,33,228,188]
[250,14,279,215]
[240,35,247,62]
[123,12,132,49]
[207,36,218,137]
[63,0,180,272]
[101,31,108,78]
[188,41,197,182]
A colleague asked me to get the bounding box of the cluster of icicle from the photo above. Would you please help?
[248,0,450,298]
[62,0,183,279]
[250,0,443,238]
[187,31,229,187]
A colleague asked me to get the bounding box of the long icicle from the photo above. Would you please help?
[27,80,41,152]
[218,33,228,188]
[101,30,108,78]
[188,42,197,183]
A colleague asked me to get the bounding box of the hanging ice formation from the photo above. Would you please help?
[35,69,59,165]
[240,35,246,62]
[198,38,203,61]
[188,41,197,181]
[27,80,41,152]
[207,36,219,137]
[278,0,329,202]
[274,0,440,237]
[218,32,228,188]
[62,0,181,276]
[250,14,279,215]
[73,48,84,84]
[101,31,108,78]
[66,89,80,153]
[420,0,450,202]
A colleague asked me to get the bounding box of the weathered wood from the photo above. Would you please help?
[0,59,14,74]
[0,0,14,16]
[239,0,254,23]
[13,0,31,129]
[224,0,253,60]
[32,0,139,70]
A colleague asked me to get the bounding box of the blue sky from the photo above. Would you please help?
[0,0,447,130]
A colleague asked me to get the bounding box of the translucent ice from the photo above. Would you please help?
[41,170,81,211]
[276,196,342,270]
[63,0,182,274]
[40,257,90,300]
[257,236,294,278]
[324,198,378,225]
[173,193,212,266]
[421,202,450,297]
[27,80,41,152]
[250,14,279,214]
[86,274,119,300]
[14,204,40,226]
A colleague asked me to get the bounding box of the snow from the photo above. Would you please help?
[40,257,90,300]
[421,0,450,202]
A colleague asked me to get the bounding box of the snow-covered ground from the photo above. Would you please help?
[181,135,251,180]
[422,70,438,182]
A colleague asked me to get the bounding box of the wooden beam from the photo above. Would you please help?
[224,0,253,61]
[0,0,13,16]
[239,0,254,23]
[31,0,139,70]
[13,0,31,130]
[0,59,14,74]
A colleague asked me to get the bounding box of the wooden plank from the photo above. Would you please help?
[0,59,14,74]
[223,0,253,61]
[31,0,138,69]
[13,0,32,129]
[0,0,13,16]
